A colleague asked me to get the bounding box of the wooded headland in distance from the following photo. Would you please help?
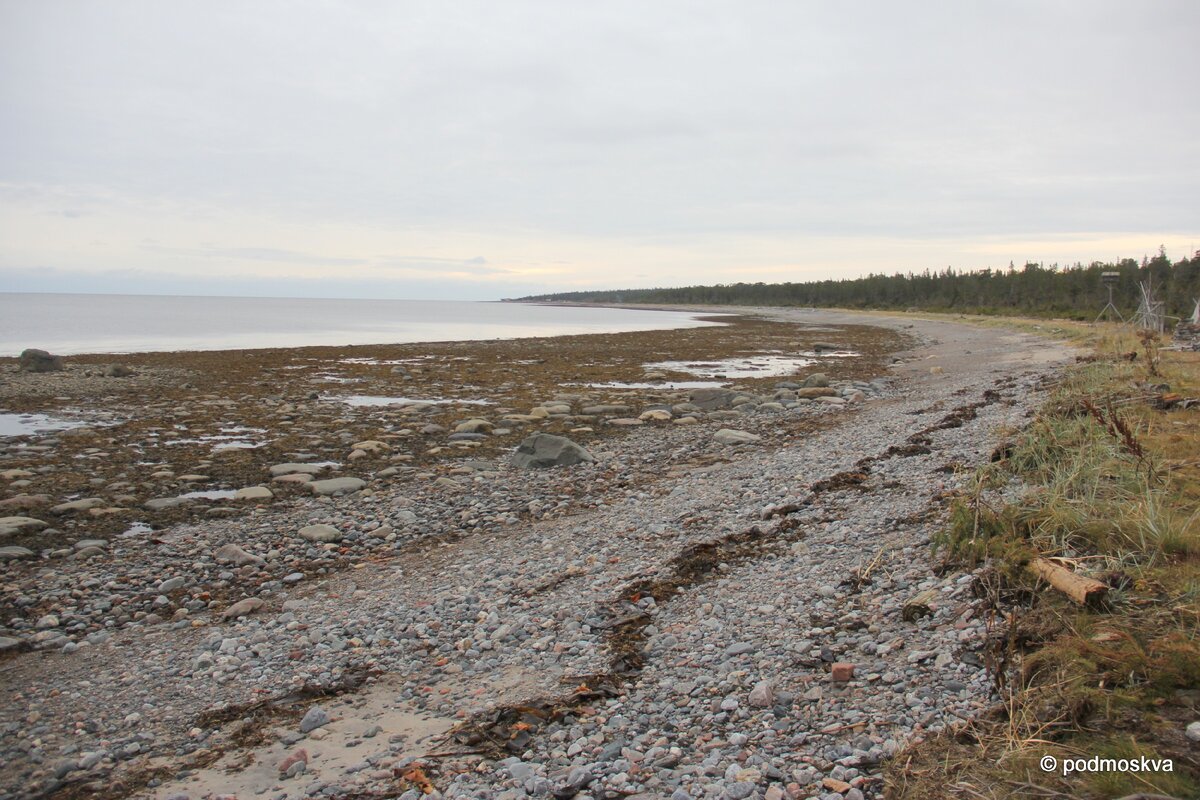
[516,248,1200,320]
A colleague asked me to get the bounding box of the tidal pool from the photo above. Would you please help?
[335,395,495,407]
[0,413,89,438]
[643,355,820,379]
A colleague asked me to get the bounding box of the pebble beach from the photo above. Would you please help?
[0,308,1072,800]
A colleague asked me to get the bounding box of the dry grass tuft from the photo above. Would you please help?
[893,321,1200,799]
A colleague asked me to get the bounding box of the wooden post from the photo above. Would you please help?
[1029,558,1108,606]
[902,588,939,621]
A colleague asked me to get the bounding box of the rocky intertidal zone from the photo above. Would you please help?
[0,311,1072,800]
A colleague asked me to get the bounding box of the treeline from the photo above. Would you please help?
[515,249,1200,320]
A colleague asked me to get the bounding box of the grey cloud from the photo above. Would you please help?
[375,255,504,274]
[141,244,367,267]
[0,1,1197,297]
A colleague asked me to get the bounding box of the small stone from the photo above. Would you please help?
[299,706,329,733]
[214,543,265,566]
[0,470,35,480]
[0,636,25,652]
[273,473,313,484]
[220,597,265,620]
[298,524,343,543]
[0,516,48,536]
[713,429,761,445]
[831,662,856,682]
[1186,721,1200,742]
[269,462,329,477]
[0,546,35,560]
[0,494,50,511]
[726,783,755,800]
[234,486,274,501]
[823,777,853,793]
[307,477,366,496]
[158,576,186,592]
[748,679,776,707]
[144,497,193,511]
[278,748,309,776]
[73,538,108,550]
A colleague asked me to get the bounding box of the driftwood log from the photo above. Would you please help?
[1029,558,1108,606]
[902,588,939,621]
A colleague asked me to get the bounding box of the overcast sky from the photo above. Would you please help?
[1,1,1197,300]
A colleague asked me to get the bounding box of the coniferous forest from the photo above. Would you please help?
[515,248,1200,320]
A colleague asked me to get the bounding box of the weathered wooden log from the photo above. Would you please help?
[902,588,939,621]
[1029,558,1108,606]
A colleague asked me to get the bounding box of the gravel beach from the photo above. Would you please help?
[0,308,1072,800]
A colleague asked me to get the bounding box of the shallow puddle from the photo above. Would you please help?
[644,355,820,378]
[642,351,860,379]
[211,440,263,451]
[336,357,431,365]
[153,427,268,452]
[120,522,154,538]
[580,380,729,390]
[797,350,860,358]
[0,412,88,438]
[335,395,494,407]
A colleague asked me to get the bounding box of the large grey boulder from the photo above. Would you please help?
[307,477,365,496]
[579,404,629,415]
[269,463,331,477]
[214,543,265,566]
[299,524,343,543]
[0,516,48,537]
[713,429,761,445]
[688,389,736,411]
[18,349,63,373]
[512,434,594,469]
[50,498,104,515]
[144,497,193,511]
[0,546,35,560]
[234,486,274,501]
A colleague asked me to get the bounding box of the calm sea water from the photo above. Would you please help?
[0,293,724,356]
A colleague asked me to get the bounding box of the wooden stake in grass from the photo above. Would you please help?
[902,588,940,621]
[1029,558,1108,606]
